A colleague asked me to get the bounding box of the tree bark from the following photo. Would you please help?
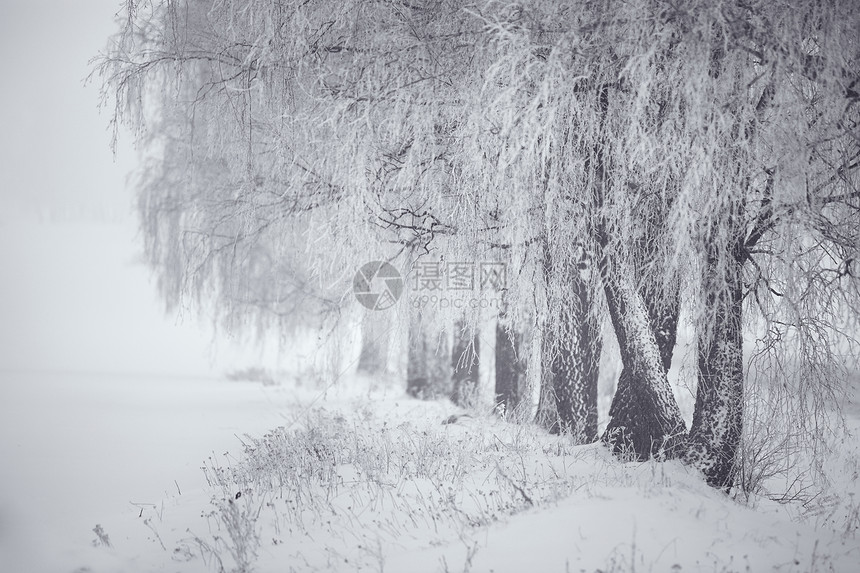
[685,245,745,488]
[406,313,451,399]
[536,251,601,441]
[495,309,528,420]
[451,319,480,407]
[601,256,687,459]
[357,311,391,375]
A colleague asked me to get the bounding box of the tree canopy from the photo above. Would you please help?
[96,0,860,488]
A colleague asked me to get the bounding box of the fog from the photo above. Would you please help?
[0,0,248,376]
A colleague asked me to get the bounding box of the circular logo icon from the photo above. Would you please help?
[353,261,403,311]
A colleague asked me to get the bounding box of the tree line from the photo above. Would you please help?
[95,0,860,489]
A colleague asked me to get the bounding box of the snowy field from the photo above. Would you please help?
[0,370,296,573]
[1,370,859,573]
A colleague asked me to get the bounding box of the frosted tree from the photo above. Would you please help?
[133,107,345,339]
[95,0,481,345]
[469,0,859,486]
[96,0,860,489]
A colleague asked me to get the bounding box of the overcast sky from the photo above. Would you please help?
[0,1,267,376]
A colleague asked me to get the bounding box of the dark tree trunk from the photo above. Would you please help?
[680,32,749,489]
[406,313,451,399]
[600,257,687,459]
[685,245,744,488]
[406,315,429,397]
[536,250,601,441]
[495,310,528,420]
[357,311,390,375]
[592,132,686,459]
[451,320,480,407]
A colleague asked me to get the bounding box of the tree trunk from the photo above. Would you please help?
[406,313,451,399]
[601,256,687,459]
[451,320,480,407]
[536,251,601,441]
[406,315,429,397]
[357,311,390,375]
[495,309,528,420]
[685,246,744,488]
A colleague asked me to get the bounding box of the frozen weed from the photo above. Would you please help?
[200,459,264,572]
[91,524,112,548]
[189,402,602,570]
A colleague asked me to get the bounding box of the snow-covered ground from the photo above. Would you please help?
[0,370,298,573]
[1,371,858,573]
